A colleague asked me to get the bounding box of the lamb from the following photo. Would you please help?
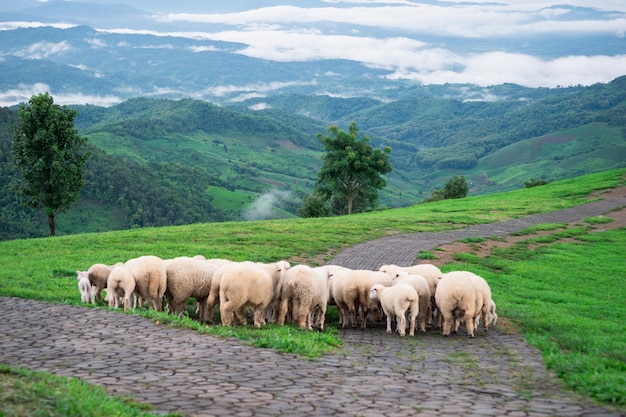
[367,271,394,327]
[125,255,167,312]
[369,283,419,337]
[379,263,442,326]
[277,264,330,331]
[106,265,136,312]
[76,270,95,304]
[474,299,498,328]
[434,271,481,338]
[165,256,219,322]
[391,271,432,332]
[83,263,113,303]
[330,268,374,330]
[219,262,288,328]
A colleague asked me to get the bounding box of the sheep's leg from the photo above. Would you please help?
[253,307,264,328]
[385,314,392,334]
[397,314,406,337]
[297,303,308,330]
[220,301,234,326]
[409,311,417,337]
[441,311,453,336]
[465,312,475,338]
[277,297,290,325]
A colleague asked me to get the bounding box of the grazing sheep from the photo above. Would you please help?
[391,271,432,332]
[435,271,480,338]
[369,283,419,337]
[219,263,277,328]
[331,268,374,330]
[85,263,113,303]
[204,260,241,324]
[277,264,330,331]
[165,256,219,322]
[106,265,136,312]
[76,270,95,304]
[125,255,167,312]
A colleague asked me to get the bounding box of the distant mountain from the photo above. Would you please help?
[1,75,625,240]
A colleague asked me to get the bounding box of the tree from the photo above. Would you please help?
[309,122,392,215]
[11,93,90,236]
[426,175,469,202]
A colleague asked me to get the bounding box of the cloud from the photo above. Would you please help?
[15,41,71,59]
[0,83,122,107]
[153,3,626,38]
[242,190,298,221]
[385,52,626,87]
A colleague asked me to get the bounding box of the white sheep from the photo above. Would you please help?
[165,256,219,322]
[379,263,442,326]
[106,265,136,312]
[369,283,419,337]
[219,262,281,328]
[475,299,498,328]
[76,270,95,304]
[435,271,481,338]
[468,273,493,334]
[82,263,113,304]
[391,271,432,333]
[277,264,330,331]
[330,268,374,330]
[125,255,167,312]
[367,271,394,327]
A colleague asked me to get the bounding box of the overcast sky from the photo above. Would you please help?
[1,0,625,106]
[132,0,626,87]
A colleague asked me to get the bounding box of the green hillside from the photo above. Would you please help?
[1,77,625,240]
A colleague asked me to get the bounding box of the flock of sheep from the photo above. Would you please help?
[76,255,498,337]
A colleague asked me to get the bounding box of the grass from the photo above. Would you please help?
[0,365,180,417]
[0,168,625,414]
[444,227,626,406]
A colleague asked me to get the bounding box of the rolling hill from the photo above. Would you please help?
[0,75,625,240]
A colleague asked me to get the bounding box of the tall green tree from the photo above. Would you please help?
[310,122,392,215]
[11,93,90,236]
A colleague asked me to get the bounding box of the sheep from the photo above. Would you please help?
[219,263,281,328]
[106,265,136,312]
[369,283,419,337]
[165,256,219,322]
[391,271,432,332]
[277,264,330,331]
[474,299,498,328]
[367,271,394,327]
[379,263,442,326]
[205,260,240,324]
[76,270,95,304]
[125,255,167,312]
[434,271,481,338]
[83,263,113,303]
[330,268,374,330]
[468,273,493,334]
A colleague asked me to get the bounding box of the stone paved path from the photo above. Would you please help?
[2,196,626,417]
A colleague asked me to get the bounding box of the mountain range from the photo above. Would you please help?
[0,1,625,240]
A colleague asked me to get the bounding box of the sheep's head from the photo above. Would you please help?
[76,270,89,281]
[369,284,383,300]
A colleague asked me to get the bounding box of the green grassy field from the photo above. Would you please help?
[1,168,625,416]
